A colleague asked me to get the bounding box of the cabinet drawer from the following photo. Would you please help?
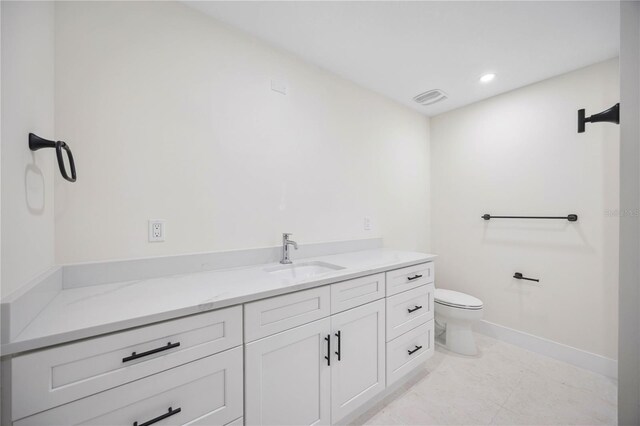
[12,306,242,420]
[15,346,244,426]
[386,320,434,386]
[386,263,434,296]
[331,273,385,314]
[386,284,434,341]
[244,286,330,342]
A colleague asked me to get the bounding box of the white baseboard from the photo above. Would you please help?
[474,320,618,379]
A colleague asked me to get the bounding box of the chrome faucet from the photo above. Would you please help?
[280,233,298,264]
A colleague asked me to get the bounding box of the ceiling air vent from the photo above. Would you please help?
[413,89,448,106]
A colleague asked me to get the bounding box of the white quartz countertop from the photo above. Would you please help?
[4,249,435,356]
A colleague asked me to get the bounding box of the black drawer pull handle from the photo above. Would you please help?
[408,345,423,355]
[133,406,181,426]
[325,334,331,366]
[407,305,423,313]
[123,342,180,363]
[407,274,423,281]
[335,330,342,361]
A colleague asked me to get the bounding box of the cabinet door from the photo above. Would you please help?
[245,318,331,426]
[330,299,386,424]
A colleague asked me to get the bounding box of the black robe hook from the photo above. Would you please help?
[578,103,619,133]
[29,133,77,182]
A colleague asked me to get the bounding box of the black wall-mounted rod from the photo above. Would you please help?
[578,103,619,133]
[482,214,578,222]
[514,272,540,282]
[29,133,77,182]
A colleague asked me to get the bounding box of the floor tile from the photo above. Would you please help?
[500,370,616,425]
[385,391,444,425]
[517,349,617,405]
[350,333,617,426]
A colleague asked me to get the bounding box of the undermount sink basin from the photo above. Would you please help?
[264,261,345,280]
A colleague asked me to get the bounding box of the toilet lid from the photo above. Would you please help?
[435,289,483,309]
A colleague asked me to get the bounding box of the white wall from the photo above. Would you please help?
[53,1,431,264]
[1,2,56,298]
[431,59,619,359]
[618,1,640,423]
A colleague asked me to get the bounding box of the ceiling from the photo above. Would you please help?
[185,1,619,116]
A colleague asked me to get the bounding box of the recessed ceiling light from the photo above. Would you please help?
[480,73,496,83]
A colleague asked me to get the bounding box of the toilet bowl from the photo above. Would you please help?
[434,289,483,356]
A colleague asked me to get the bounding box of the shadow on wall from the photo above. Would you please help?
[25,157,45,215]
[481,221,595,254]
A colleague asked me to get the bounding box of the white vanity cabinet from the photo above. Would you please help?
[244,299,386,426]
[6,259,435,426]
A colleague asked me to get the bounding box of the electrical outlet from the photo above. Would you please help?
[364,217,371,231]
[148,220,165,242]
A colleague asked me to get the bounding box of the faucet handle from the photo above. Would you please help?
[283,232,292,239]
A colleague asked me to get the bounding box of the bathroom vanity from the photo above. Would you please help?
[1,247,435,425]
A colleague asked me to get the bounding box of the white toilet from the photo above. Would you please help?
[434,288,484,356]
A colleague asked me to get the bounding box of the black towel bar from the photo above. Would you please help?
[482,214,578,222]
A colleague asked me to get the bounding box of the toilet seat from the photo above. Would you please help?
[435,289,483,310]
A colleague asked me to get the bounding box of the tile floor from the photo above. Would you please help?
[353,333,617,425]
